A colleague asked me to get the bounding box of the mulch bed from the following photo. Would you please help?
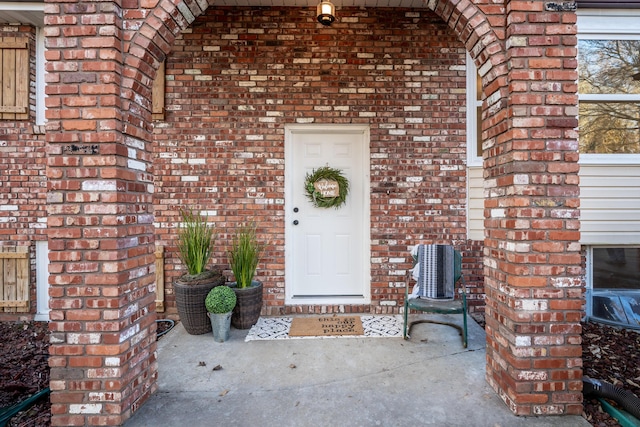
[0,318,637,426]
[0,321,51,427]
[582,321,640,426]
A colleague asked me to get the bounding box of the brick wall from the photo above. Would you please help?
[153,7,486,317]
[44,1,158,424]
[482,1,582,416]
[0,24,47,320]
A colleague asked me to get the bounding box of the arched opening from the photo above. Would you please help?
[44,1,582,423]
[152,6,483,315]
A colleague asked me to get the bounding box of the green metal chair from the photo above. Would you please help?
[403,244,468,348]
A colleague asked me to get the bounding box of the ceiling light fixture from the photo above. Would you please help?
[316,1,336,26]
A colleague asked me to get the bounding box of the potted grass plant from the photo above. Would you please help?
[174,208,225,335]
[205,285,236,342]
[228,222,266,329]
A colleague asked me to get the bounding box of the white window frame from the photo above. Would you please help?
[585,245,594,319]
[577,9,640,164]
[35,26,45,126]
[466,53,483,167]
[34,240,50,321]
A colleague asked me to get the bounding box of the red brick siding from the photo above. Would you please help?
[482,2,582,416]
[44,3,158,424]
[153,7,485,316]
[0,24,47,320]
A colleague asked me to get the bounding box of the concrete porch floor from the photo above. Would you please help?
[124,314,589,427]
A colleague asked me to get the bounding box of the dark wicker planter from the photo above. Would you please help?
[174,271,225,335]
[230,281,263,330]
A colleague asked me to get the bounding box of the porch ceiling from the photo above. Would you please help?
[0,0,428,27]
[214,0,427,6]
[0,2,44,26]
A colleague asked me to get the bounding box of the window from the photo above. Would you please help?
[35,27,45,126]
[466,53,483,166]
[578,39,640,154]
[35,241,49,321]
[586,246,640,329]
[578,9,640,162]
[591,247,640,290]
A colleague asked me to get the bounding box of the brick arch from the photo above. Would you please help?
[124,0,509,124]
[117,0,213,141]
[114,1,514,187]
[130,0,508,80]
[426,0,508,84]
[113,0,581,421]
[422,0,511,168]
[121,0,509,322]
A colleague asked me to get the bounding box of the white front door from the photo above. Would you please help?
[285,125,370,305]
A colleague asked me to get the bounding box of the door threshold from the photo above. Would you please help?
[286,295,370,305]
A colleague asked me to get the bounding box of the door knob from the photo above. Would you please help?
[293,220,299,225]
[293,207,299,213]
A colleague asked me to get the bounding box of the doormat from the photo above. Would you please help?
[288,316,364,337]
[244,315,403,342]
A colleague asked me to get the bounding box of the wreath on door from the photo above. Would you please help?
[304,166,350,209]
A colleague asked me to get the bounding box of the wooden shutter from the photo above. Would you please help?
[152,60,165,121]
[155,245,165,312]
[0,247,30,313]
[0,37,29,120]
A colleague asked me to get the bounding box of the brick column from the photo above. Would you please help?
[483,1,582,416]
[45,1,157,425]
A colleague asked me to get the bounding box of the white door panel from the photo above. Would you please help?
[285,125,370,304]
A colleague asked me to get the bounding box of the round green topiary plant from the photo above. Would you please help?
[205,285,237,314]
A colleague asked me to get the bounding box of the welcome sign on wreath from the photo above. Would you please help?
[304,166,349,209]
